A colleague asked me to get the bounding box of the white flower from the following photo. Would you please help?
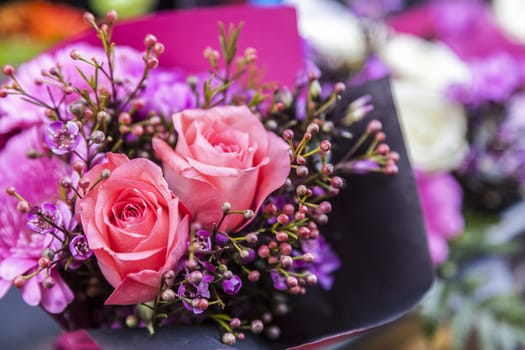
[392,80,469,172]
[378,34,471,91]
[284,0,367,68]
[493,0,525,43]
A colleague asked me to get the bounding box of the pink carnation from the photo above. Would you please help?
[0,127,73,313]
[416,171,465,265]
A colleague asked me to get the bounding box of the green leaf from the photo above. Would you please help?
[451,302,475,350]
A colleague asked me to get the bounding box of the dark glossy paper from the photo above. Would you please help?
[54,76,434,350]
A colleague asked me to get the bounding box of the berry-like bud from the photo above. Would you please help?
[13,275,25,288]
[248,270,260,282]
[222,332,236,346]
[90,130,105,144]
[2,65,14,76]
[188,270,203,284]
[144,34,157,48]
[146,57,159,69]
[258,245,270,258]
[42,248,56,260]
[246,233,258,244]
[100,169,111,179]
[306,123,319,134]
[73,160,86,173]
[276,232,288,242]
[42,276,55,289]
[70,50,80,60]
[154,43,165,55]
[296,166,309,177]
[38,257,51,269]
[306,274,318,285]
[17,201,30,213]
[251,320,264,334]
[319,201,332,214]
[83,12,95,25]
[282,129,294,140]
[266,325,281,339]
[334,82,346,94]
[277,213,289,225]
[6,186,15,195]
[161,288,176,301]
[303,253,315,263]
[309,80,321,98]
[230,318,241,328]
[280,255,293,269]
[97,111,111,123]
[126,315,138,328]
[320,140,331,153]
[221,202,231,213]
[106,10,118,22]
[286,276,298,287]
[367,120,382,133]
[280,243,292,255]
[79,177,90,189]
[243,210,254,219]
[118,112,131,125]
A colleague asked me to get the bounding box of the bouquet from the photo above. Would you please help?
[0,5,432,348]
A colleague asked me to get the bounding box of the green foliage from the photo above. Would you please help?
[420,210,525,350]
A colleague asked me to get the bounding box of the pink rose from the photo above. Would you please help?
[153,106,290,232]
[77,153,190,305]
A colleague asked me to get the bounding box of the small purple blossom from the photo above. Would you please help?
[346,159,381,174]
[222,275,242,295]
[214,233,229,246]
[448,53,521,105]
[300,236,341,290]
[270,270,288,291]
[350,56,389,86]
[69,235,93,261]
[194,230,212,252]
[26,202,62,234]
[44,121,81,155]
[350,0,405,18]
[177,272,213,314]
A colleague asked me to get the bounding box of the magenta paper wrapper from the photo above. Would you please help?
[36,5,431,349]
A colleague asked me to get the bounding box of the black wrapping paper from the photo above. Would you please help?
[57,76,434,350]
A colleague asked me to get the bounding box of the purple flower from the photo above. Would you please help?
[301,236,341,290]
[141,69,196,117]
[345,159,381,174]
[222,275,242,295]
[194,230,212,252]
[69,235,93,261]
[26,202,62,234]
[214,233,229,246]
[270,270,288,291]
[350,0,405,18]
[350,56,389,86]
[0,127,73,313]
[415,171,464,265]
[177,272,213,314]
[449,53,521,105]
[44,121,81,155]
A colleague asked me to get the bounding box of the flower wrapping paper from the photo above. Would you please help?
[0,5,433,349]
